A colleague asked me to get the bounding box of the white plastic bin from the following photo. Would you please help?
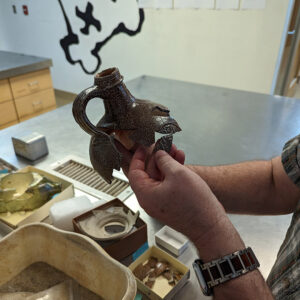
[0,223,136,299]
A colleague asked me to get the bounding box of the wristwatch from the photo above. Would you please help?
[193,247,260,296]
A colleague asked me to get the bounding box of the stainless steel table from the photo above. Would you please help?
[1,75,300,299]
[0,51,52,80]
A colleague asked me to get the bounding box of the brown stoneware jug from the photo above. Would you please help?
[73,67,181,183]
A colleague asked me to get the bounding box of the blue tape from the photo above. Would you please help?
[132,242,149,261]
[134,293,143,300]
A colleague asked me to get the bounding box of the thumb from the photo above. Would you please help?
[155,150,182,178]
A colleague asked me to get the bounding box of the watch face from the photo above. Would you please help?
[193,261,212,296]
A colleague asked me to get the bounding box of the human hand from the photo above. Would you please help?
[128,150,274,300]
[128,147,228,244]
[114,139,185,180]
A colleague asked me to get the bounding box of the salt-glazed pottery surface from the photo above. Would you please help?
[73,67,181,184]
[0,223,136,300]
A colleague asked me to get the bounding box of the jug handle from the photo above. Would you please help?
[72,85,107,136]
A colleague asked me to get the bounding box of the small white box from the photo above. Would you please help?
[155,226,189,256]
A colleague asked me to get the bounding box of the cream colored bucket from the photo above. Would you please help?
[0,223,136,299]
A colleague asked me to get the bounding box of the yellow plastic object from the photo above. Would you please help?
[0,172,61,213]
[0,223,136,300]
[0,166,74,228]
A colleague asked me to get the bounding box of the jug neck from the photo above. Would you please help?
[94,68,136,120]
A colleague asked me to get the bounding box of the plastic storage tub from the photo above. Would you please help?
[0,223,136,299]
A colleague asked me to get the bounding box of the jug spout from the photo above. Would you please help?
[94,68,136,125]
[94,67,123,90]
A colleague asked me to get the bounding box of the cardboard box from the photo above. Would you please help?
[73,198,148,261]
[0,166,74,228]
[129,246,190,300]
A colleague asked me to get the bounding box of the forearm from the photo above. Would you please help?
[191,217,274,300]
[214,270,273,300]
[187,156,300,215]
[187,160,274,214]
[129,149,275,298]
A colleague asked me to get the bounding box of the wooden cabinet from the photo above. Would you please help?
[10,69,53,99]
[0,101,18,129]
[15,89,56,121]
[0,68,56,129]
[0,79,13,103]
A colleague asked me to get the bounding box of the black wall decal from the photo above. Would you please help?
[76,2,101,35]
[58,0,145,75]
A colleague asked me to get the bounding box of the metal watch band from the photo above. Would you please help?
[193,247,260,296]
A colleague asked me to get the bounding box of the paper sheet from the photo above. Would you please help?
[138,0,155,8]
[174,0,215,9]
[155,0,173,8]
[216,0,239,10]
[240,0,266,10]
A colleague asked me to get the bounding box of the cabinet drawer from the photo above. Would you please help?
[0,79,13,103]
[15,88,56,119]
[19,106,56,122]
[10,69,53,98]
[0,100,18,126]
[0,120,18,130]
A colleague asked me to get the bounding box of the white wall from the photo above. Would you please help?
[0,0,289,94]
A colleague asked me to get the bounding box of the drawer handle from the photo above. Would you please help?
[32,100,43,111]
[28,81,39,87]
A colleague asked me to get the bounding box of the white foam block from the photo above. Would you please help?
[50,196,105,231]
